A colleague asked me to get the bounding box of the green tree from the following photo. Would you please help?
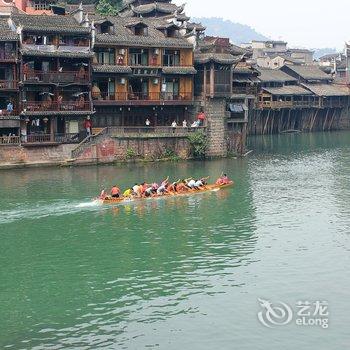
[96,0,122,16]
[188,131,208,159]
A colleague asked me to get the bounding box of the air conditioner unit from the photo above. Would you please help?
[153,78,159,85]
[153,48,160,55]
[119,49,126,55]
[119,78,126,85]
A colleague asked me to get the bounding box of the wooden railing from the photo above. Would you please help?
[0,109,19,116]
[92,92,193,101]
[0,135,20,145]
[0,80,18,89]
[107,126,207,137]
[24,70,89,84]
[258,101,294,109]
[20,133,80,144]
[258,100,345,109]
[22,101,91,112]
[232,86,257,95]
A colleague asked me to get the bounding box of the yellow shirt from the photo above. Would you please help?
[123,189,132,197]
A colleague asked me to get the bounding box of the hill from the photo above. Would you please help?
[192,17,269,44]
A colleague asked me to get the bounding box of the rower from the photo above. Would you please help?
[177,180,189,192]
[157,183,167,196]
[186,178,196,189]
[167,180,178,194]
[99,189,107,200]
[194,179,204,190]
[216,174,230,185]
[132,183,143,197]
[123,188,133,198]
[144,186,155,198]
[111,185,121,198]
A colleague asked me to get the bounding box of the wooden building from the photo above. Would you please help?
[0,18,20,141]
[10,14,94,143]
[91,16,197,127]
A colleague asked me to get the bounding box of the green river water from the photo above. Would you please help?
[0,132,349,349]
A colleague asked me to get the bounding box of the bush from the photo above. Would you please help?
[188,131,208,159]
[126,148,136,159]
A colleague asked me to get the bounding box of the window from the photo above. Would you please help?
[129,48,149,66]
[163,50,180,66]
[134,25,148,36]
[100,22,113,34]
[96,49,115,65]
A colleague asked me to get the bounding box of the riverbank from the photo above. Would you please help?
[0,129,348,170]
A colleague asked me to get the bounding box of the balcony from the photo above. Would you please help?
[0,80,18,90]
[232,86,257,95]
[92,92,193,106]
[258,100,322,109]
[24,71,89,85]
[22,101,91,114]
[0,108,19,116]
[0,133,82,146]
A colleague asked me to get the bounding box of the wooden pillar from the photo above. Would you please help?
[50,117,55,141]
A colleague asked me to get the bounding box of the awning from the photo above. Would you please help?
[233,77,250,83]
[0,117,20,128]
[229,103,248,113]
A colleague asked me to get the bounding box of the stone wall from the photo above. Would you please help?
[203,98,227,157]
[75,135,191,164]
[0,144,75,167]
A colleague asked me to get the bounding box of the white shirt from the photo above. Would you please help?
[187,180,196,188]
[133,185,139,193]
[195,180,203,187]
[171,121,177,128]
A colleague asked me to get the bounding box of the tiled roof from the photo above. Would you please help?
[21,48,94,59]
[262,86,312,96]
[186,22,206,32]
[131,2,181,15]
[282,65,331,81]
[302,83,349,97]
[94,16,193,48]
[257,68,297,83]
[0,18,18,41]
[11,14,90,34]
[92,65,132,74]
[194,52,238,65]
[162,66,197,75]
[66,4,97,14]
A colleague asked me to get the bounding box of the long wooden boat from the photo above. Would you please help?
[97,181,234,205]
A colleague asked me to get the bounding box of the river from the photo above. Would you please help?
[0,131,349,349]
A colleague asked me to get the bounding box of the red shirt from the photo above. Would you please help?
[84,119,92,129]
[111,187,120,195]
[197,112,205,121]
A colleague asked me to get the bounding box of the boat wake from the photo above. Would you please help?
[0,199,103,225]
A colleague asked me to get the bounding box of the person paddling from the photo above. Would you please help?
[216,173,230,185]
[111,185,121,198]
[123,188,133,198]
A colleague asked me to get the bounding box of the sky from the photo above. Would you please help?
[174,0,349,50]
